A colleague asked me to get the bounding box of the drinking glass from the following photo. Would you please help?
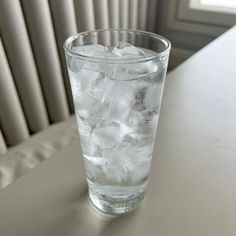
[64,29,171,214]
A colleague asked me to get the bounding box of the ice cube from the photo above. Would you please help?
[132,157,151,182]
[68,70,80,99]
[143,109,159,123]
[69,45,107,73]
[73,70,110,127]
[129,105,159,130]
[99,149,133,184]
[104,79,133,102]
[91,122,131,150]
[91,123,121,150]
[144,84,162,108]
[72,68,109,100]
[142,66,166,84]
[78,69,98,92]
[91,73,114,102]
[76,117,100,157]
[71,69,101,114]
[73,44,106,57]
[93,50,120,59]
[132,87,147,111]
[77,48,119,76]
[106,99,131,124]
[109,160,134,184]
[126,61,159,81]
[101,80,132,119]
[75,95,108,128]
[69,58,82,73]
[140,82,162,124]
[101,144,152,184]
[112,41,145,58]
[84,155,107,183]
[109,59,159,81]
[98,79,135,127]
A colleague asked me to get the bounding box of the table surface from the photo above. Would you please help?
[1,27,236,236]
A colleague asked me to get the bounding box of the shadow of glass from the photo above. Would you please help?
[37,183,140,236]
[98,208,141,236]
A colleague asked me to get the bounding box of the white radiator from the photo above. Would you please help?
[0,0,158,152]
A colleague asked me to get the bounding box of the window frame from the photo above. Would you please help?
[166,0,236,37]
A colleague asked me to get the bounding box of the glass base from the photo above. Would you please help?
[89,190,144,215]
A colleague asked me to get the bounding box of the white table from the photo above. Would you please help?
[1,27,236,236]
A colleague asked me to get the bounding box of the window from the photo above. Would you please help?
[200,0,236,9]
[167,0,236,37]
[191,0,236,13]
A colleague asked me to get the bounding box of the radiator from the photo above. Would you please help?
[0,0,158,152]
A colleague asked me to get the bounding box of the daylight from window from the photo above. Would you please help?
[201,0,236,8]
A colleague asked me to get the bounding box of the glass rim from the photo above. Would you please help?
[63,29,171,64]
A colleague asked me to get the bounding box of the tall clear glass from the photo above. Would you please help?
[64,29,171,214]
